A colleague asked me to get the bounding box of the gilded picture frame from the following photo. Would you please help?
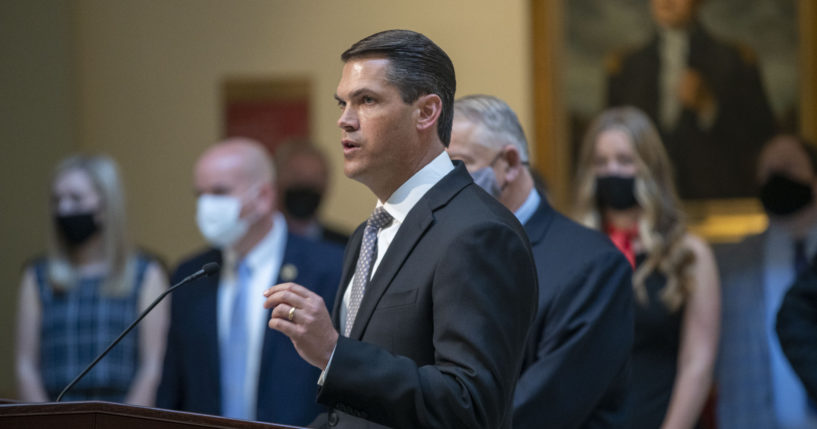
[531,0,817,242]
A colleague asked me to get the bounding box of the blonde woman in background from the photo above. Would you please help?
[574,106,720,429]
[15,154,168,405]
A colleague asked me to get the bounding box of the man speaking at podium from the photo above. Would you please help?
[157,138,344,426]
[263,30,538,428]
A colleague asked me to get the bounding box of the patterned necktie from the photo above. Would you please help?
[221,260,251,419]
[345,207,393,337]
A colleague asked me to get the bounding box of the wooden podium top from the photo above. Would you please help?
[0,400,306,429]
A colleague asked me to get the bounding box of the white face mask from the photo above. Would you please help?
[196,193,251,249]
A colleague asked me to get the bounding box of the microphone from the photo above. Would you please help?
[56,262,220,402]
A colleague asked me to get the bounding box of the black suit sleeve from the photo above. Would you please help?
[513,249,633,428]
[776,269,817,401]
[317,223,538,429]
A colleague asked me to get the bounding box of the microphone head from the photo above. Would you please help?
[202,262,220,276]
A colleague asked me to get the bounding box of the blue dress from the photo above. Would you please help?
[34,255,150,402]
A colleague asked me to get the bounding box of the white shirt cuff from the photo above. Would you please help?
[317,344,337,386]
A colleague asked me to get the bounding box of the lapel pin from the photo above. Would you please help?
[280,263,298,282]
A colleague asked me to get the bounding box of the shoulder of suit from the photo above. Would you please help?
[713,231,765,267]
[172,247,219,278]
[536,212,619,257]
[287,233,345,260]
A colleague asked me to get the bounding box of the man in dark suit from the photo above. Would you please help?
[156,138,343,426]
[448,94,634,428]
[606,0,776,199]
[262,30,538,429]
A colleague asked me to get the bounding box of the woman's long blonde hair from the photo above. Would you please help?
[47,154,136,297]
[574,106,694,311]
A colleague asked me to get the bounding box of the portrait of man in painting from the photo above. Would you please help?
[567,0,797,200]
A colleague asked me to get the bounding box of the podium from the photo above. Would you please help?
[0,400,305,429]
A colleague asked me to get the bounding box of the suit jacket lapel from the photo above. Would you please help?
[259,235,297,392]
[332,224,365,328]
[348,164,472,339]
[264,234,297,348]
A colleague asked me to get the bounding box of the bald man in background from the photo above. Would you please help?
[156,138,343,426]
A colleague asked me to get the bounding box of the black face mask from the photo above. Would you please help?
[56,212,100,245]
[284,187,323,220]
[596,176,639,210]
[760,173,814,216]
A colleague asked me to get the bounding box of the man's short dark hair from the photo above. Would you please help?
[341,29,456,146]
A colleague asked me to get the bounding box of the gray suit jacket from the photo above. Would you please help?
[313,163,538,429]
[715,231,778,429]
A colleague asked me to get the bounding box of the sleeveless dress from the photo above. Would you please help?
[34,255,150,402]
[630,253,693,428]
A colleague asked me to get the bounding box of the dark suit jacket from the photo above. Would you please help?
[607,21,776,199]
[512,196,634,429]
[156,233,343,427]
[776,261,817,402]
[313,163,538,429]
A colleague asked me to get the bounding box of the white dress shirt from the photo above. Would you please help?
[658,27,688,130]
[218,212,287,420]
[514,188,541,226]
[318,151,454,386]
[340,151,455,333]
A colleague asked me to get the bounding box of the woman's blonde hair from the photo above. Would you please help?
[574,106,694,311]
[47,154,136,297]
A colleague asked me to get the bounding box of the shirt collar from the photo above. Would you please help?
[379,150,454,223]
[514,188,541,226]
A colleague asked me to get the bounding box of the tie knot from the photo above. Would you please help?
[368,207,394,230]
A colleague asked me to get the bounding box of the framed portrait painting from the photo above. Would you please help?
[531,0,817,242]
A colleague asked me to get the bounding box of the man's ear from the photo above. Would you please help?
[415,94,442,133]
[501,145,523,183]
[257,182,276,215]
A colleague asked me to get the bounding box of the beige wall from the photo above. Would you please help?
[74,0,532,265]
[1,0,532,398]
[0,0,77,398]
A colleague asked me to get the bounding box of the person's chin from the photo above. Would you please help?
[343,162,365,180]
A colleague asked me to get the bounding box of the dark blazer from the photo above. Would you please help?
[606,21,776,199]
[313,163,538,429]
[512,196,634,429]
[156,233,343,427]
[776,260,817,402]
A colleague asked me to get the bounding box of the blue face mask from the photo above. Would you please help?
[468,151,505,198]
[470,166,501,198]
